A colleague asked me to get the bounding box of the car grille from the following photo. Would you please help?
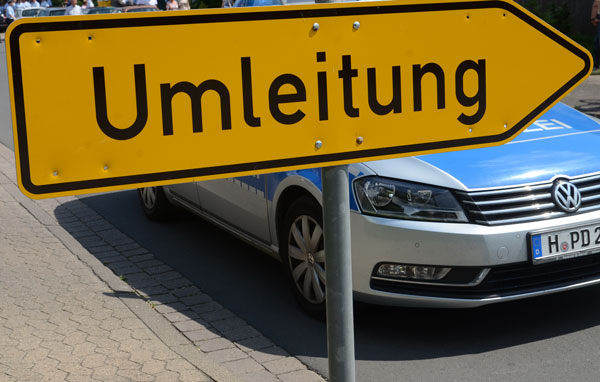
[370,253,600,299]
[455,173,600,226]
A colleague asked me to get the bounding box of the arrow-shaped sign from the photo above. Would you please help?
[6,0,592,198]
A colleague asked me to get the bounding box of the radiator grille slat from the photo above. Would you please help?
[456,174,600,225]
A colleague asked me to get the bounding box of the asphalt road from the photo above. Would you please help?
[79,190,600,382]
[3,40,600,381]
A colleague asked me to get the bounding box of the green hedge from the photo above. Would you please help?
[521,0,594,52]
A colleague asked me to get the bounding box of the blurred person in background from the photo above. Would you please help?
[165,0,177,10]
[65,0,81,14]
[178,0,188,10]
[15,0,29,10]
[4,0,15,22]
[40,0,51,6]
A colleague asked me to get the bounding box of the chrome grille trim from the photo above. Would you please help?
[579,184,600,193]
[464,192,552,206]
[579,205,600,213]
[583,194,600,203]
[460,183,549,197]
[473,203,555,216]
[572,173,600,184]
[456,174,600,225]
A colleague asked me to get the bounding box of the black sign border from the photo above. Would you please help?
[9,0,591,195]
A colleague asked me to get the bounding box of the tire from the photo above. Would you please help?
[280,196,327,319]
[138,186,173,221]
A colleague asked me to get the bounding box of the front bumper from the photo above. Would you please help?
[350,209,600,308]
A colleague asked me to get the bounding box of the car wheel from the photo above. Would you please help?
[138,186,173,220]
[281,196,327,319]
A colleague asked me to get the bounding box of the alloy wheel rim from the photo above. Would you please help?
[140,187,157,209]
[287,215,326,304]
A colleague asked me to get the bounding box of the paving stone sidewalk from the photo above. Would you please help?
[0,141,324,382]
[0,163,212,380]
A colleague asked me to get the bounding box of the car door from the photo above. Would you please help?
[196,175,270,242]
[166,183,200,206]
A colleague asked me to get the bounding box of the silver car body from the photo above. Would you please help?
[160,102,600,308]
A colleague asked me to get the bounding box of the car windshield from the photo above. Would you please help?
[49,9,65,15]
[125,7,157,12]
[88,8,117,13]
[21,9,41,16]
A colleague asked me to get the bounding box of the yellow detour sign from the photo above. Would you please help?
[6,0,592,198]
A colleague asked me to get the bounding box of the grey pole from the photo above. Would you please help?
[322,165,356,382]
[315,0,355,379]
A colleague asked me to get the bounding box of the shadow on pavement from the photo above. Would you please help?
[52,192,314,360]
[52,190,600,363]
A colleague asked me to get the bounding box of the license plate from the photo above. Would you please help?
[530,222,600,264]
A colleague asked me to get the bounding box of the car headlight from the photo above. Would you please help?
[353,176,468,223]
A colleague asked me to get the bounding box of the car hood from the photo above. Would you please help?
[363,103,600,190]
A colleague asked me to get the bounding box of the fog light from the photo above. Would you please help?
[376,263,451,281]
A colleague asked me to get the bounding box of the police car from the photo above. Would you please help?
[139,102,600,316]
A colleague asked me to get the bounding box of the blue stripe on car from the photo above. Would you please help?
[266,168,361,211]
[236,175,266,194]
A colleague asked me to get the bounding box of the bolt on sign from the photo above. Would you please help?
[6,0,592,199]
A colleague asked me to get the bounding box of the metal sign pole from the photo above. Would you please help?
[322,165,356,382]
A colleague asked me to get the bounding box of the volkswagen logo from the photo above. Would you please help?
[552,180,582,213]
